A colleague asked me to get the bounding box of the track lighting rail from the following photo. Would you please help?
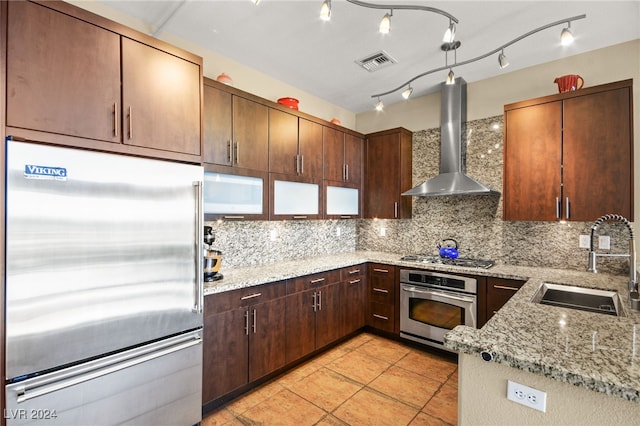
[345,0,458,23]
[371,14,587,99]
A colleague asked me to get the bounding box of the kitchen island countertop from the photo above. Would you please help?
[204,250,640,403]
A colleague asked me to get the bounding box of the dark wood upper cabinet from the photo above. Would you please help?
[202,80,269,171]
[203,85,233,165]
[503,102,562,221]
[364,128,413,219]
[268,109,299,175]
[323,127,363,185]
[562,87,632,221]
[121,37,201,155]
[298,119,323,180]
[6,0,121,143]
[5,0,202,160]
[232,96,269,171]
[504,80,633,222]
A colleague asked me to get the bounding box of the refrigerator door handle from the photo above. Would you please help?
[194,181,204,314]
[14,334,202,404]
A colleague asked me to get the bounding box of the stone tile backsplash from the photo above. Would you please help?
[208,115,631,275]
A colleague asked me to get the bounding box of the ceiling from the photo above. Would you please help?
[96,1,640,113]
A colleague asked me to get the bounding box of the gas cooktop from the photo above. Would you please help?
[400,254,495,269]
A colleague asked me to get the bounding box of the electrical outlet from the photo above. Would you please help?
[507,380,546,412]
[336,226,341,237]
[270,230,277,241]
[579,235,591,249]
[380,227,386,237]
[599,235,611,250]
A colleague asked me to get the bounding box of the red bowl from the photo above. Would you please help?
[277,97,299,110]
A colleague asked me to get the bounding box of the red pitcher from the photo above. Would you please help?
[554,74,584,93]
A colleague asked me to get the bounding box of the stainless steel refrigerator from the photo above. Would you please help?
[4,139,204,425]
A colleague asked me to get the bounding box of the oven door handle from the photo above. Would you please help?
[402,286,475,303]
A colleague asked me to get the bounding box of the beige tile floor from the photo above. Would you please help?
[202,332,458,426]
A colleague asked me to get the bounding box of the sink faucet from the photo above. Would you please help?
[587,214,640,311]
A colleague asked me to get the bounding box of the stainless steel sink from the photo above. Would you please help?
[531,282,623,317]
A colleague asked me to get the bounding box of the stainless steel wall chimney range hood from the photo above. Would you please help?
[402,78,500,197]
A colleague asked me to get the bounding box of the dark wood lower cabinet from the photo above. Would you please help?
[366,264,398,334]
[285,270,342,364]
[477,276,526,327]
[202,281,286,405]
[203,264,373,408]
[341,265,366,336]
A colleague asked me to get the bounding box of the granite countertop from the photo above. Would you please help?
[204,250,640,403]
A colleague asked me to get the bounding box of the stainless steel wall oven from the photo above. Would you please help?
[400,269,477,351]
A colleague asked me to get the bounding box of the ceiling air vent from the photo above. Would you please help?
[355,50,398,72]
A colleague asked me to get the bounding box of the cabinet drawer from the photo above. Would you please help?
[486,278,526,317]
[287,269,340,294]
[340,264,365,281]
[205,281,286,316]
[370,284,393,303]
[368,302,394,333]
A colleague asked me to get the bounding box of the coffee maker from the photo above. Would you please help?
[203,226,223,282]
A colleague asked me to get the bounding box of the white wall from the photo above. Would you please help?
[459,353,640,425]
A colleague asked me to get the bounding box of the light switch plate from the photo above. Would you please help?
[599,235,611,250]
[579,235,590,249]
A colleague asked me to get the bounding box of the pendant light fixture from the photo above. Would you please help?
[375,97,384,111]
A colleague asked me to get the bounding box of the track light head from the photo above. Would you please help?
[446,69,455,85]
[402,86,413,99]
[560,22,574,46]
[375,98,384,111]
[498,49,509,69]
[443,21,456,43]
[320,0,331,21]
[379,11,392,34]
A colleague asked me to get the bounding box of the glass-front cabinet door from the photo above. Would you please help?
[270,174,322,220]
[203,167,269,220]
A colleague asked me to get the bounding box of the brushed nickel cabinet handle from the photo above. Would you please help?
[340,215,352,219]
[493,285,519,292]
[252,309,257,334]
[234,141,239,165]
[556,197,560,219]
[113,102,118,137]
[227,140,232,164]
[345,164,349,181]
[127,106,133,139]
[394,202,398,218]
[223,215,246,219]
[244,310,249,336]
[293,215,308,219]
[566,197,570,220]
[348,269,361,275]
[317,290,322,311]
[241,292,262,301]
[349,279,361,285]
[373,287,389,294]
[373,314,389,321]
[312,292,317,312]
[373,268,389,273]
[310,278,326,284]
